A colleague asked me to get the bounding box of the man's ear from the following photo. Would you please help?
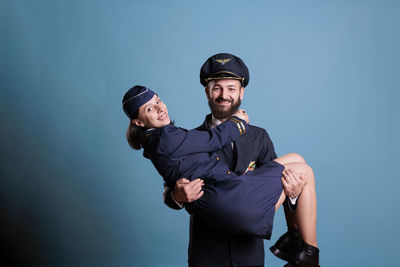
[239,87,245,100]
[204,87,210,98]
[133,119,145,128]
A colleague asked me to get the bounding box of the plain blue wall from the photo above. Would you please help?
[1,0,399,266]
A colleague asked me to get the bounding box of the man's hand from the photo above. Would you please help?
[281,169,305,198]
[234,109,249,124]
[172,178,204,203]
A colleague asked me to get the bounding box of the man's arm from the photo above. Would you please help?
[257,129,278,164]
[257,129,301,205]
[163,185,184,210]
[163,178,204,210]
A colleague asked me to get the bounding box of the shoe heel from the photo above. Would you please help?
[270,245,292,262]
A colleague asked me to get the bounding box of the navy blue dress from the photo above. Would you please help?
[143,117,284,239]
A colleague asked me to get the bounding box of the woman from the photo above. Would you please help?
[123,85,319,266]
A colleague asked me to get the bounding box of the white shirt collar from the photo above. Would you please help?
[210,115,235,150]
[210,115,223,129]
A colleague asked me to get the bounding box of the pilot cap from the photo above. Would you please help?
[200,53,250,87]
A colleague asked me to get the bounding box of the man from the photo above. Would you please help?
[163,53,316,267]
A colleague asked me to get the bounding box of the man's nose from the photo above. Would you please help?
[220,89,228,99]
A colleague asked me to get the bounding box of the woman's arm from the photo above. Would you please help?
[159,116,248,158]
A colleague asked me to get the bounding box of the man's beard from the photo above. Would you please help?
[208,97,241,120]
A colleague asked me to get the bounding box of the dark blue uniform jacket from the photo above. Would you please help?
[164,114,278,267]
[143,116,247,189]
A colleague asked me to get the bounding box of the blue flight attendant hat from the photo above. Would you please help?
[122,85,155,119]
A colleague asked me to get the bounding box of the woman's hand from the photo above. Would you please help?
[234,109,249,124]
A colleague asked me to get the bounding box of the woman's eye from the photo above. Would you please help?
[147,107,152,112]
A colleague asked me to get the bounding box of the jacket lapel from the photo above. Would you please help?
[199,114,237,171]
[233,135,250,174]
[220,144,235,170]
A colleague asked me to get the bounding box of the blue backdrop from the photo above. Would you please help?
[1,0,399,266]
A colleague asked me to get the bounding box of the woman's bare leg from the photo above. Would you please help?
[274,153,306,165]
[271,154,318,264]
[282,162,318,247]
[275,190,287,212]
[273,153,306,229]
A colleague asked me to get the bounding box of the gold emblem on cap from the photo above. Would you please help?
[216,58,232,65]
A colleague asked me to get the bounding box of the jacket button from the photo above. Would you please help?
[227,171,231,175]
[216,157,220,161]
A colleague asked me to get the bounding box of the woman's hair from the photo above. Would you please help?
[126,111,146,150]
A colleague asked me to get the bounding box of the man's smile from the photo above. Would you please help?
[215,98,233,107]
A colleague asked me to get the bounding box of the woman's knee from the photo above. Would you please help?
[274,153,306,166]
[285,162,315,183]
[302,163,315,184]
[287,153,306,164]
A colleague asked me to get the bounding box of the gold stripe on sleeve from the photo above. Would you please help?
[239,121,246,134]
[230,118,243,135]
[236,123,243,135]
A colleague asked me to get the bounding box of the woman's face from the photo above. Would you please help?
[134,94,170,128]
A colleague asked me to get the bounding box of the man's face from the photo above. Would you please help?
[205,79,245,120]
